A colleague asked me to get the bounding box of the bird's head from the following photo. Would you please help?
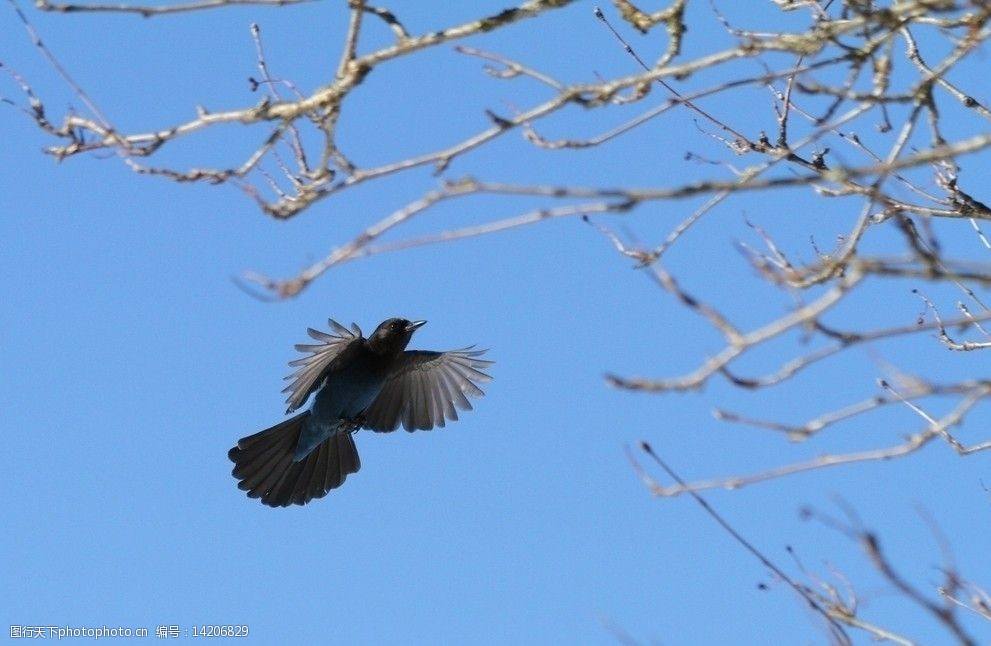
[368,318,426,354]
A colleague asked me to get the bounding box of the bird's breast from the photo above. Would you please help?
[310,370,387,421]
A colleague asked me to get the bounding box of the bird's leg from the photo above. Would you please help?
[343,414,366,434]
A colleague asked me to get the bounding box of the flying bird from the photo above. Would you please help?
[229,318,492,507]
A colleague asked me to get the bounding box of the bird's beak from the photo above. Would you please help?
[407,320,427,332]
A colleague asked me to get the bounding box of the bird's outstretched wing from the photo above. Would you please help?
[282,319,364,413]
[362,348,493,432]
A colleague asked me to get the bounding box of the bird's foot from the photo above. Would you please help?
[344,415,366,433]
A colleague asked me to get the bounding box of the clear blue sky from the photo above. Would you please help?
[3,1,990,644]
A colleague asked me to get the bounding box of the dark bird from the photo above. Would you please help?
[229,318,492,507]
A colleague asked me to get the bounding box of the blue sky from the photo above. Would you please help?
[3,1,990,644]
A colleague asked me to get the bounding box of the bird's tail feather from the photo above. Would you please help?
[229,412,360,507]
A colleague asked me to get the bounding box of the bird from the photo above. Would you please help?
[228,318,492,507]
